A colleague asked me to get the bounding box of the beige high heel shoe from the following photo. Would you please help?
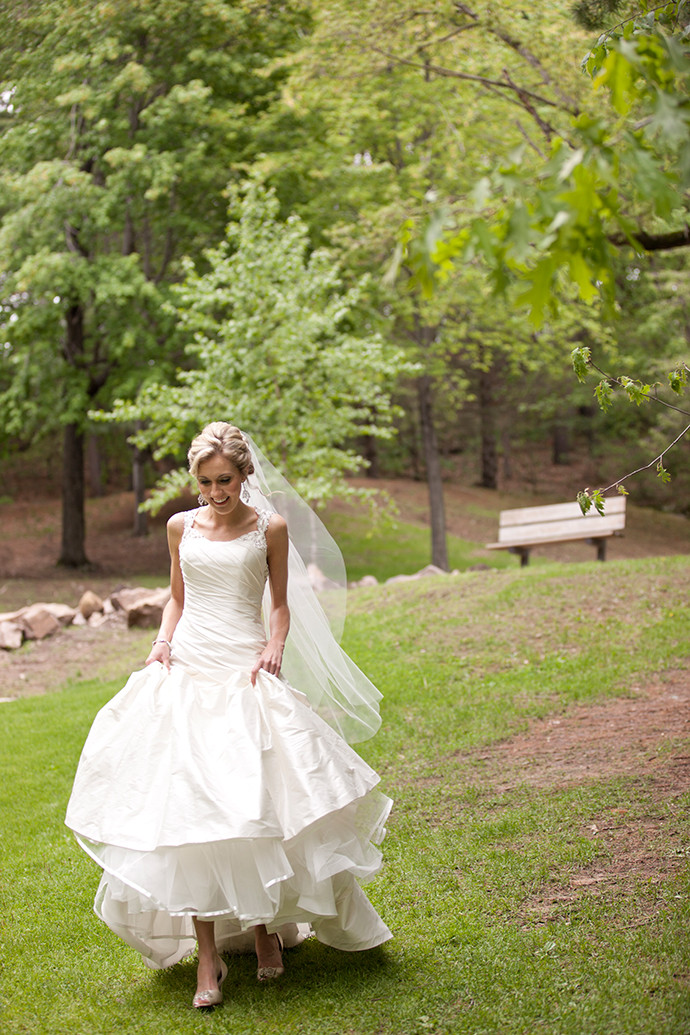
[193,958,228,1009]
[257,933,284,982]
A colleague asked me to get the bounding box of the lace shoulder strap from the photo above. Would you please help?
[256,508,272,535]
[181,507,199,541]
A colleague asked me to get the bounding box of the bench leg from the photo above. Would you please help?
[509,547,531,567]
[589,538,607,562]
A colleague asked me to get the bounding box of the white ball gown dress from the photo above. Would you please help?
[65,508,392,969]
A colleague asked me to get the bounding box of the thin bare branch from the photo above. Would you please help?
[599,421,690,496]
[589,359,690,417]
[453,0,581,111]
[513,119,546,158]
[368,45,576,113]
[413,22,480,54]
[64,221,89,258]
[596,2,677,42]
[501,68,558,141]
[652,389,690,418]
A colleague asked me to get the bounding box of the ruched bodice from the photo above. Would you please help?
[171,510,270,677]
[65,504,392,970]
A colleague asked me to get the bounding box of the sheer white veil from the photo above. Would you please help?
[241,433,382,744]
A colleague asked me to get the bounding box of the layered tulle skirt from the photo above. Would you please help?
[65,660,392,968]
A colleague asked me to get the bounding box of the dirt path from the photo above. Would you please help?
[460,670,690,920]
[477,669,690,792]
[0,618,151,699]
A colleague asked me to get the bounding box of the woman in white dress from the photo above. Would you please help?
[65,423,391,1009]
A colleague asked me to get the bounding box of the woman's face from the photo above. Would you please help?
[196,455,244,514]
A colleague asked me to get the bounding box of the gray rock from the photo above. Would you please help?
[78,590,104,619]
[0,621,23,650]
[27,602,77,626]
[385,563,448,585]
[16,607,61,641]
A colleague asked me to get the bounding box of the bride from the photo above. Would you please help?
[65,422,391,1009]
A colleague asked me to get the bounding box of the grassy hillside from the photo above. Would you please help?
[324,507,513,582]
[1,555,688,1034]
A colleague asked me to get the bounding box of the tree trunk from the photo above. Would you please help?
[360,434,380,479]
[478,365,498,489]
[86,433,105,496]
[578,404,596,455]
[417,373,449,570]
[59,301,90,567]
[132,447,148,536]
[59,422,90,567]
[552,423,569,465]
[501,428,512,482]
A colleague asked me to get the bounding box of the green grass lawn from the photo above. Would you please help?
[0,556,688,1034]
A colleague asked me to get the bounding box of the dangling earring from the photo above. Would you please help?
[198,493,208,506]
[241,481,251,504]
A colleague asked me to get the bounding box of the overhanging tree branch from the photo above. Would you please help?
[368,46,574,113]
[413,22,479,53]
[501,68,557,141]
[608,224,690,252]
[594,421,690,498]
[587,358,690,418]
[452,0,581,111]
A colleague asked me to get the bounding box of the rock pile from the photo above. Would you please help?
[0,586,171,651]
[349,564,464,588]
[1,564,493,652]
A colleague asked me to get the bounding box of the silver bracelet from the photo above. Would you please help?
[152,638,173,651]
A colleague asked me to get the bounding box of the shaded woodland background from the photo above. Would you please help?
[1,0,688,571]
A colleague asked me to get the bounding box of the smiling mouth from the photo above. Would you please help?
[211,497,230,505]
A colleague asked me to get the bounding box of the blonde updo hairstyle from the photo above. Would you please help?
[188,422,255,480]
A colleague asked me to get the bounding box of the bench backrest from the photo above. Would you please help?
[496,496,626,545]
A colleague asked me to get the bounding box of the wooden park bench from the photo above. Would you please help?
[486,496,626,566]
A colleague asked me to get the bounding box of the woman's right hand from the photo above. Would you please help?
[146,640,172,672]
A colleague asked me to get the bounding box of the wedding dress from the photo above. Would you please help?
[65,507,392,969]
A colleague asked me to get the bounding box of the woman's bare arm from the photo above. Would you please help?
[250,514,290,685]
[145,511,186,672]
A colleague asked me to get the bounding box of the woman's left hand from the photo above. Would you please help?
[250,640,284,686]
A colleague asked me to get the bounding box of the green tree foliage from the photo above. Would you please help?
[98,180,411,508]
[391,1,689,507]
[401,1,689,318]
[572,252,690,511]
[0,0,303,564]
[260,0,618,562]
